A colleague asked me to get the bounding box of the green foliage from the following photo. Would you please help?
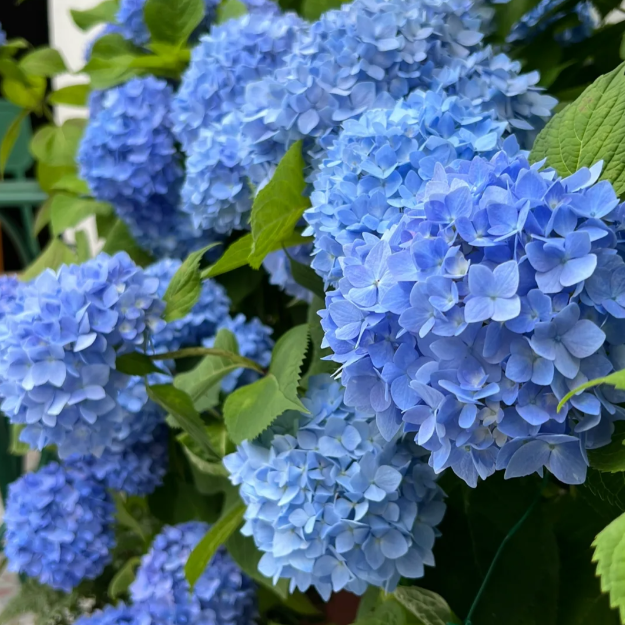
[217,0,248,22]
[531,62,625,196]
[116,351,165,376]
[112,492,151,546]
[71,0,119,30]
[19,47,67,77]
[9,423,30,456]
[393,587,460,625]
[185,502,246,588]
[593,512,625,623]
[51,173,91,195]
[249,141,310,268]
[588,423,625,473]
[21,239,77,281]
[49,193,112,236]
[30,119,86,168]
[224,325,309,444]
[82,34,145,90]
[0,109,28,176]
[163,243,221,322]
[108,556,141,600]
[285,248,325,299]
[558,368,625,411]
[302,0,344,20]
[144,0,205,46]
[302,295,335,386]
[48,84,90,107]
[101,219,154,266]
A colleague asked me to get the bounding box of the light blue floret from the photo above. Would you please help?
[4,462,115,592]
[224,374,446,599]
[74,602,173,625]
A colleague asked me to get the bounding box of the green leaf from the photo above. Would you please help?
[224,374,302,444]
[147,384,215,457]
[285,246,323,299]
[249,141,310,269]
[49,193,112,236]
[82,34,144,90]
[393,587,459,625]
[33,198,52,235]
[51,173,91,195]
[108,556,141,600]
[269,324,310,408]
[101,219,154,266]
[19,47,67,77]
[185,502,246,588]
[116,351,165,376]
[531,61,625,196]
[593,511,625,622]
[112,492,149,544]
[217,0,248,22]
[163,243,221,322]
[144,0,205,46]
[0,109,28,177]
[2,75,46,110]
[21,239,77,281]
[30,119,86,167]
[75,230,91,262]
[588,423,625,473]
[558,368,625,411]
[9,424,29,456]
[36,162,75,194]
[153,346,263,372]
[178,432,227,475]
[302,0,344,20]
[226,532,290,600]
[48,83,90,107]
[71,0,119,30]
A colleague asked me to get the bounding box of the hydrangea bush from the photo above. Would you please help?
[2,0,625,624]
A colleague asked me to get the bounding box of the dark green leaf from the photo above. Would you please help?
[185,503,246,588]
[9,424,29,456]
[589,422,625,472]
[49,193,112,236]
[393,587,459,625]
[147,384,215,457]
[108,556,141,600]
[285,246,324,299]
[303,295,335,386]
[116,351,165,376]
[163,243,221,322]
[249,141,310,268]
[101,219,154,266]
[48,83,90,107]
[153,346,263,372]
[302,0,344,20]
[21,239,77,281]
[71,1,119,30]
[144,0,205,46]
[217,0,248,22]
[0,109,28,177]
[269,324,310,408]
[19,47,67,77]
[112,492,149,544]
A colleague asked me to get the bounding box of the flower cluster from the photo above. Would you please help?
[0,24,6,47]
[130,522,257,625]
[305,93,509,283]
[66,425,168,496]
[204,313,274,392]
[78,77,214,259]
[0,252,165,458]
[146,258,231,353]
[320,148,625,486]
[0,274,19,318]
[240,0,556,186]
[75,603,171,625]
[4,462,115,592]
[263,245,315,302]
[507,0,599,44]
[224,375,446,598]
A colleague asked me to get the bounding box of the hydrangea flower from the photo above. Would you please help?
[66,425,168,495]
[4,462,115,592]
[320,150,625,486]
[147,258,230,353]
[75,602,172,625]
[224,375,446,599]
[263,245,314,302]
[130,522,257,625]
[241,0,556,185]
[0,23,7,47]
[305,93,508,282]
[507,0,599,44]
[0,252,165,458]
[0,274,19,318]
[78,77,213,259]
[203,314,274,392]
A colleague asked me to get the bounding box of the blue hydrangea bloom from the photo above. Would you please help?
[0,252,166,458]
[78,77,213,259]
[305,93,509,282]
[130,522,257,625]
[147,258,231,353]
[507,0,599,45]
[263,245,314,302]
[0,24,7,47]
[203,314,274,392]
[241,0,556,185]
[4,462,115,592]
[74,602,172,625]
[66,425,168,496]
[0,275,19,319]
[319,150,625,487]
[224,374,446,599]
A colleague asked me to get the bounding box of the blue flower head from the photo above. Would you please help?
[241,0,556,185]
[224,374,446,599]
[0,275,19,319]
[75,603,172,625]
[79,77,214,259]
[203,313,274,392]
[130,522,257,625]
[320,151,625,487]
[4,462,115,592]
[0,252,166,458]
[0,24,7,47]
[147,258,231,353]
[263,245,314,302]
[66,424,168,496]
